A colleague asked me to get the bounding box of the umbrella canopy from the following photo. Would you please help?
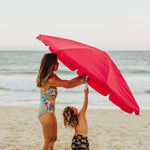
[37,34,140,115]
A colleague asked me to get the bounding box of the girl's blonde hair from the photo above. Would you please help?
[63,107,78,128]
[36,53,57,87]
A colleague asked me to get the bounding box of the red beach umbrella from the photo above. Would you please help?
[37,34,140,115]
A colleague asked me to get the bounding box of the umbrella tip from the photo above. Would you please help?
[36,35,40,39]
[135,110,140,115]
[36,34,43,39]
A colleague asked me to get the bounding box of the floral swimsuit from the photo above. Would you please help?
[38,86,57,118]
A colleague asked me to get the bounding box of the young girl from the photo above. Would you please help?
[63,87,89,150]
[36,53,87,150]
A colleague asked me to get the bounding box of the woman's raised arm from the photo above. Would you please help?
[48,74,87,88]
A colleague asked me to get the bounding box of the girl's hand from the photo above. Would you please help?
[79,74,89,84]
[84,87,89,94]
[79,74,86,84]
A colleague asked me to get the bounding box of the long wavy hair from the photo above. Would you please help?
[63,107,78,128]
[36,53,57,88]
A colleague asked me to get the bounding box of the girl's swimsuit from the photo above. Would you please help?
[38,86,57,118]
[71,134,89,150]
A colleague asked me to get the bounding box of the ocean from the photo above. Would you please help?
[0,50,150,110]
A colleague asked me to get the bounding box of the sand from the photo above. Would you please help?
[0,107,150,150]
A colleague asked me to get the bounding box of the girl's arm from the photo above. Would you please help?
[80,88,89,114]
[48,74,86,88]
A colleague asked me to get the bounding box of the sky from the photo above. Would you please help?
[0,0,150,51]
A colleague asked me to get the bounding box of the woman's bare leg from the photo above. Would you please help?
[40,113,57,150]
[50,143,54,150]
[50,121,57,150]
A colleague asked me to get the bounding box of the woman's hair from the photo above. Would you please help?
[36,53,57,87]
[63,107,78,128]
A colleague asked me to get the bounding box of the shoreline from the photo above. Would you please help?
[0,88,150,109]
[0,107,150,150]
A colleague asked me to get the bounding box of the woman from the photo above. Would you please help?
[36,53,87,150]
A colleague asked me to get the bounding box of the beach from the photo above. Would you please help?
[0,107,150,150]
[0,51,150,149]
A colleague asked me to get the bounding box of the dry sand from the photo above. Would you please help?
[0,107,150,150]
